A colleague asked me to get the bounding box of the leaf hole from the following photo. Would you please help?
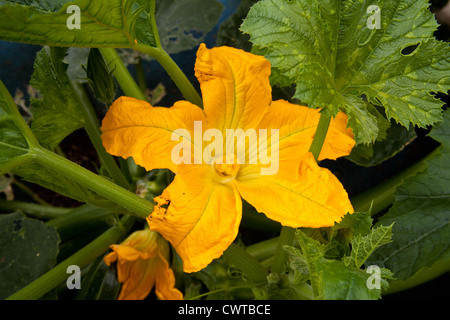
[401,43,420,56]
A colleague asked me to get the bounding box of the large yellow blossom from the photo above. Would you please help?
[104,228,183,300]
[101,44,355,273]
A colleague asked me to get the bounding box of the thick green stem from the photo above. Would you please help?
[71,81,130,189]
[135,57,148,94]
[30,147,153,219]
[99,3,201,108]
[46,204,115,241]
[0,80,39,148]
[0,200,70,219]
[222,243,268,298]
[271,227,295,274]
[138,46,203,108]
[133,1,202,108]
[247,237,279,262]
[102,37,202,108]
[99,48,148,101]
[0,154,34,176]
[6,215,134,300]
[309,114,332,161]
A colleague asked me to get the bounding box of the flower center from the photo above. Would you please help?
[212,154,240,182]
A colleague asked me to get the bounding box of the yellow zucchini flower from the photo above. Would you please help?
[104,228,183,300]
[101,44,355,273]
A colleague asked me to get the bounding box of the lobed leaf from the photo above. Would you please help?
[241,0,450,144]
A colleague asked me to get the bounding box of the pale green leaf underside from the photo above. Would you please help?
[0,0,155,48]
[241,0,450,144]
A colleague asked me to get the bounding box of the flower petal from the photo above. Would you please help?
[257,100,355,162]
[147,164,242,273]
[101,96,206,173]
[320,110,355,160]
[236,153,353,228]
[103,251,118,266]
[103,229,181,300]
[108,244,143,261]
[155,256,184,300]
[195,44,272,132]
[116,258,157,300]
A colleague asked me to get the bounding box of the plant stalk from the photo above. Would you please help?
[309,114,332,161]
[0,80,39,148]
[271,227,295,274]
[132,0,202,108]
[46,204,115,241]
[222,243,268,299]
[71,81,131,189]
[99,48,148,101]
[138,46,203,108]
[0,200,71,219]
[30,147,153,219]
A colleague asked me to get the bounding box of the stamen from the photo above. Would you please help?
[212,154,240,183]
